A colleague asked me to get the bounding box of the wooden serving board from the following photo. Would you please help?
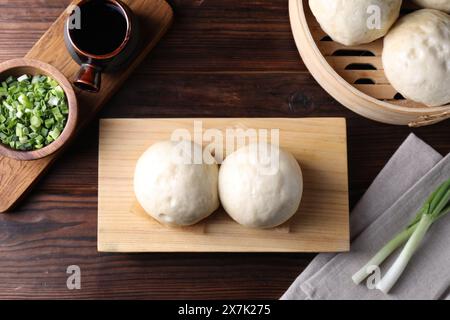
[0,0,173,213]
[98,118,349,252]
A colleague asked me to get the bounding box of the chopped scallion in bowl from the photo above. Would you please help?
[0,74,69,151]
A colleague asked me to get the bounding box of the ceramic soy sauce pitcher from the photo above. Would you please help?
[64,0,140,92]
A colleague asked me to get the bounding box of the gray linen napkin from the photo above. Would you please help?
[282,133,448,300]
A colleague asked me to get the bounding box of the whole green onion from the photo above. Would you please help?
[0,74,68,151]
[352,178,450,294]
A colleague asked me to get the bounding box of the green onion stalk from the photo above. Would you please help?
[352,178,450,294]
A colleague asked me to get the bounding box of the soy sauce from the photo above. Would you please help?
[70,1,128,55]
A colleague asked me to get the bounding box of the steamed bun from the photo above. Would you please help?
[382,9,450,106]
[309,0,402,45]
[218,143,303,229]
[134,140,219,226]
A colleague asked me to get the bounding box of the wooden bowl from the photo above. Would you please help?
[0,58,78,160]
[289,0,450,127]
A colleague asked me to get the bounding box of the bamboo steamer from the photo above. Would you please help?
[289,0,450,127]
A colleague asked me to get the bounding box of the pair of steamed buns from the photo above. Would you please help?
[134,140,303,229]
[310,0,450,107]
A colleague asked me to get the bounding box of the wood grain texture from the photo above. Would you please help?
[98,118,349,253]
[0,0,173,212]
[0,0,449,299]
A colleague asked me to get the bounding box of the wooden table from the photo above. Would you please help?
[0,0,449,299]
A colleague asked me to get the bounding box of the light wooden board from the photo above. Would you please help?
[0,0,173,212]
[98,118,349,252]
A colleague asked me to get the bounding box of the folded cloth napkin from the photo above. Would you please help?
[282,133,450,300]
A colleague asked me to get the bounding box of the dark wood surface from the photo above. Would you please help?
[0,0,449,299]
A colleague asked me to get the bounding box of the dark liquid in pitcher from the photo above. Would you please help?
[70,1,128,55]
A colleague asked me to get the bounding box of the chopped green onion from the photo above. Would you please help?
[45,118,55,128]
[18,93,32,108]
[0,74,68,151]
[49,127,61,140]
[48,95,60,106]
[31,75,42,84]
[30,115,42,127]
[17,74,28,82]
